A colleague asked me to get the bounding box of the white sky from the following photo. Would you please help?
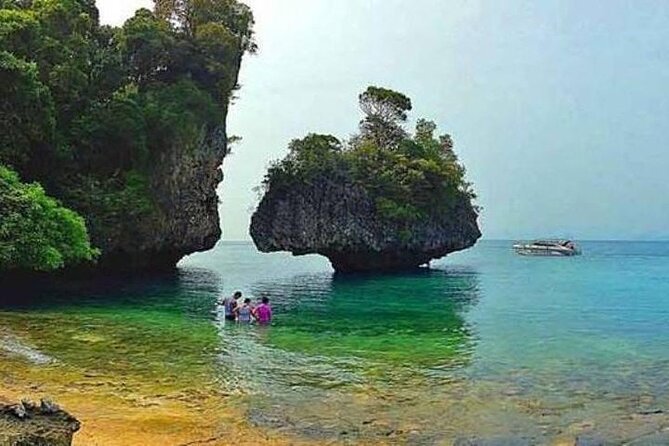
[98,0,151,25]
[99,1,669,241]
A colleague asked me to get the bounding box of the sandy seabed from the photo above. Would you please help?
[0,354,310,446]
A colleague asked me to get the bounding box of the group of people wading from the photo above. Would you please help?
[219,291,272,325]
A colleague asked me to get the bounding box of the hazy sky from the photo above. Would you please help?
[99,1,669,241]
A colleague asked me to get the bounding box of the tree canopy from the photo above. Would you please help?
[0,0,254,272]
[358,86,412,149]
[264,87,476,223]
[0,166,98,272]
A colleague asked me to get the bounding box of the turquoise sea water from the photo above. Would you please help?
[2,240,669,443]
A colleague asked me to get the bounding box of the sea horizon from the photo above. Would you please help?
[219,237,669,244]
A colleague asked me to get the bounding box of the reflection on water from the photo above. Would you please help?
[2,241,669,444]
[213,267,488,443]
[215,268,481,393]
[259,269,480,366]
[0,267,221,312]
[0,264,487,443]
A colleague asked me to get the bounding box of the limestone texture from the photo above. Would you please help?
[250,175,481,273]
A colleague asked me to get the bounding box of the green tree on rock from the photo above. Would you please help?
[0,51,55,175]
[0,0,254,272]
[0,166,98,272]
[263,87,477,224]
[358,86,412,149]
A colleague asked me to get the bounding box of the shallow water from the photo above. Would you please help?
[2,240,669,444]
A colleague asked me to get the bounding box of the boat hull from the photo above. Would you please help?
[513,247,579,256]
[513,242,581,256]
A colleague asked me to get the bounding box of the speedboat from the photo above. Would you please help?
[513,240,581,256]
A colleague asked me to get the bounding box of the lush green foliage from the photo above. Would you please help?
[0,51,55,172]
[264,87,476,222]
[0,0,253,271]
[357,86,412,149]
[0,166,98,271]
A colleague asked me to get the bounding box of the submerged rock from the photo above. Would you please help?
[250,175,481,273]
[0,399,80,446]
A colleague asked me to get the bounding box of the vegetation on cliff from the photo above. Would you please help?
[0,166,97,271]
[253,87,481,272]
[0,0,254,272]
[263,87,477,225]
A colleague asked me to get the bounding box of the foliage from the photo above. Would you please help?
[265,134,344,189]
[70,88,149,173]
[358,86,412,149]
[0,51,55,172]
[0,0,254,271]
[0,8,41,55]
[141,79,220,152]
[60,170,156,242]
[119,8,173,87]
[264,87,476,223]
[0,165,98,272]
[155,0,255,52]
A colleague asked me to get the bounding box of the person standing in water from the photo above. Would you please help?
[236,298,254,324]
[254,296,272,325]
[221,291,241,322]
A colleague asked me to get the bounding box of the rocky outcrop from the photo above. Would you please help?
[93,124,229,272]
[250,175,481,273]
[0,399,80,446]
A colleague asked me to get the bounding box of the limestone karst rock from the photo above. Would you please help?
[251,175,481,273]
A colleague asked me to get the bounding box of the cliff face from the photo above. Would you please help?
[91,125,228,271]
[0,0,254,274]
[250,175,481,273]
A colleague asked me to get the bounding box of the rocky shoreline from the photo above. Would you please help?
[0,399,79,446]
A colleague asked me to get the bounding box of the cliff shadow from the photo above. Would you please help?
[0,266,222,317]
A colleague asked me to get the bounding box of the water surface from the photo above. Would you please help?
[1,241,669,444]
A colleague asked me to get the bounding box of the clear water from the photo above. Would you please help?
[1,240,669,444]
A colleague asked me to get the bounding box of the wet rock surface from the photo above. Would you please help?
[0,399,80,446]
[250,175,481,273]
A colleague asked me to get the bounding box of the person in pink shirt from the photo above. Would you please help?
[254,296,272,325]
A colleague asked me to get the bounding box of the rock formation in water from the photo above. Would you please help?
[0,0,255,274]
[251,88,481,272]
[0,399,80,446]
[251,174,481,273]
[95,125,230,271]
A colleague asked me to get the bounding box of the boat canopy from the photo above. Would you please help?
[531,240,573,247]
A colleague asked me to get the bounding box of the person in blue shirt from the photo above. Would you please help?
[220,291,241,322]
